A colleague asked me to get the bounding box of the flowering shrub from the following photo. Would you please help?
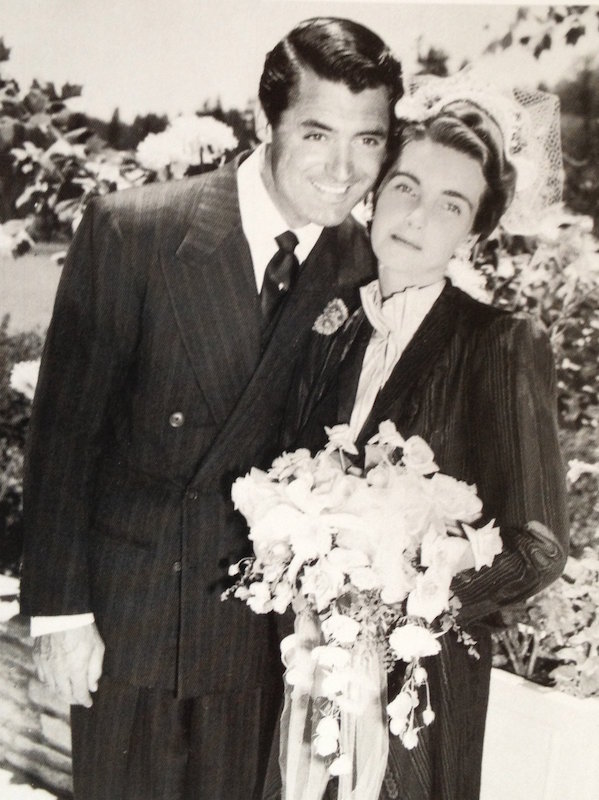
[494,552,599,698]
[135,114,238,180]
[0,317,43,574]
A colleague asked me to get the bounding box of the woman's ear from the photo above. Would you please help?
[254,102,271,144]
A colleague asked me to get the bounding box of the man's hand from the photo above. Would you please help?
[33,623,105,707]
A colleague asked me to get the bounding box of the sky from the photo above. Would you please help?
[1,1,598,121]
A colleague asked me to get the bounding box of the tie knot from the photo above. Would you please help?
[275,230,299,255]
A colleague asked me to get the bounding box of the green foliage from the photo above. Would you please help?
[0,316,44,574]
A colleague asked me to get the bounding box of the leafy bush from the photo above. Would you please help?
[0,316,43,574]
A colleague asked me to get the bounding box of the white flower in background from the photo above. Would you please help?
[463,519,503,571]
[301,560,345,612]
[136,114,237,178]
[446,256,491,302]
[567,459,599,484]
[321,612,360,646]
[389,624,441,662]
[10,359,40,400]
[311,645,351,670]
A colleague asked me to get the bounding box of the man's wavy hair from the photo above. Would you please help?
[375,102,517,238]
[259,17,403,128]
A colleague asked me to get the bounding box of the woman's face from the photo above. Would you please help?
[371,138,487,293]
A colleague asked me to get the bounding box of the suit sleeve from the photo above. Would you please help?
[452,314,569,625]
[20,197,144,616]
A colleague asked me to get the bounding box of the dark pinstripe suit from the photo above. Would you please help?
[20,156,375,797]
[274,280,569,800]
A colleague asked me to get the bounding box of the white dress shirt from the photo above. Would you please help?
[31,146,323,636]
[348,278,445,442]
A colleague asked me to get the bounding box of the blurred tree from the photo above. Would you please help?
[416,42,449,77]
[485,6,599,60]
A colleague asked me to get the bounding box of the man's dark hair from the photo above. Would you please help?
[259,17,403,127]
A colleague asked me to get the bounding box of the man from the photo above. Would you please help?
[20,17,402,799]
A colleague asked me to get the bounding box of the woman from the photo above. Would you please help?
[277,79,569,800]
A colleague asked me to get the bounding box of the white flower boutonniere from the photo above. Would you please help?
[312,298,348,335]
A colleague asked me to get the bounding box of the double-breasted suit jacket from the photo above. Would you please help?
[282,280,569,800]
[20,156,376,698]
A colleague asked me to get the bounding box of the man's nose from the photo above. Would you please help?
[328,143,353,183]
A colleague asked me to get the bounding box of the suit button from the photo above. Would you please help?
[172,560,182,573]
[169,411,185,428]
[186,489,199,501]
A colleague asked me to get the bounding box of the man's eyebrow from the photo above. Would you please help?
[300,120,388,138]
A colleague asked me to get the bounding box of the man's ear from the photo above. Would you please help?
[254,102,272,143]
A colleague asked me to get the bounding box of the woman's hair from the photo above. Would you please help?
[259,17,403,128]
[375,101,517,238]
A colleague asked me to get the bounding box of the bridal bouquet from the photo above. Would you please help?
[224,421,502,799]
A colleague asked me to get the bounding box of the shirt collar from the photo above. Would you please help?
[237,144,323,289]
[360,277,445,342]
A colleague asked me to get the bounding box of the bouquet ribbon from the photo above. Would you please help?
[279,611,389,800]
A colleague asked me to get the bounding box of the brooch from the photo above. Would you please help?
[312,298,349,335]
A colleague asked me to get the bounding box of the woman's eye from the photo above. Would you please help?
[394,182,415,195]
[304,132,325,141]
[443,201,463,216]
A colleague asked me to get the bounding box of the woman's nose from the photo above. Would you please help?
[405,203,424,229]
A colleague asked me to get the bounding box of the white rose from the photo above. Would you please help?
[321,612,360,646]
[246,582,272,614]
[314,716,339,756]
[388,624,441,662]
[311,645,351,670]
[231,469,282,526]
[348,565,382,592]
[269,448,313,480]
[406,569,452,624]
[420,527,474,574]
[300,560,344,612]
[463,519,503,571]
[272,582,294,614]
[429,473,483,524]
[402,436,439,476]
[327,546,370,573]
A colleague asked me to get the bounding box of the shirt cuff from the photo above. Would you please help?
[30,613,95,637]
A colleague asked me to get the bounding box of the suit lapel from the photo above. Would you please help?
[163,158,262,428]
[356,281,458,447]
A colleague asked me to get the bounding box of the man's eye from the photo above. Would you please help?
[360,136,382,147]
[304,132,326,141]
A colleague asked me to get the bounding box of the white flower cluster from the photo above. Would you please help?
[225,420,502,763]
[10,359,40,401]
[136,114,238,179]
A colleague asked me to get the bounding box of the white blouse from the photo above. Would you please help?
[348,278,445,441]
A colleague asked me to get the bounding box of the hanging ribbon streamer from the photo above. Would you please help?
[279,611,389,800]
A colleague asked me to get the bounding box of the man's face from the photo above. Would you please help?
[262,69,390,228]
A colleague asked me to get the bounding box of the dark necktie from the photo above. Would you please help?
[260,231,299,325]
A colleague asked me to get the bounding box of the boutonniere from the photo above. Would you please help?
[312,298,349,335]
